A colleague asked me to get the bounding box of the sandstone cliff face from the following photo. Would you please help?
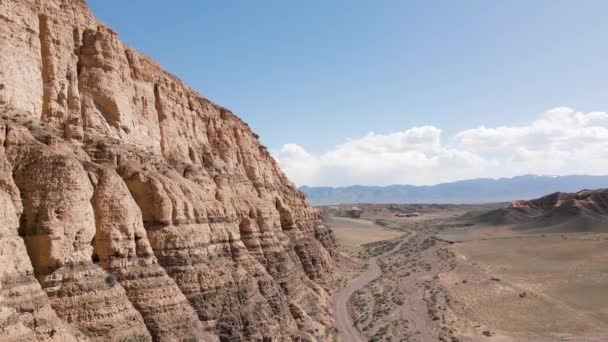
[0,1,337,341]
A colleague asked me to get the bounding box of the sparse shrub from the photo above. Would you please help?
[119,335,148,342]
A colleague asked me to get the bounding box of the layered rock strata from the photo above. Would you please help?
[0,0,336,341]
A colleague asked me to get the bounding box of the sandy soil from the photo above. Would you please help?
[325,216,403,249]
[327,204,608,342]
[327,206,464,341]
[326,215,404,292]
[332,237,405,342]
[439,233,608,341]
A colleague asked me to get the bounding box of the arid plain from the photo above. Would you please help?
[326,199,608,341]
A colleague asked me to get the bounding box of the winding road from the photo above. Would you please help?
[331,237,408,342]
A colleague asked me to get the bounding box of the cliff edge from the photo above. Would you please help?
[0,1,336,341]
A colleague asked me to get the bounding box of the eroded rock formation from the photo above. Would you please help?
[0,0,336,341]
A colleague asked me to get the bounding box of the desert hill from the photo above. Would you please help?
[468,189,608,233]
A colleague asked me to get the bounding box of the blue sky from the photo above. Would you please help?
[88,1,608,186]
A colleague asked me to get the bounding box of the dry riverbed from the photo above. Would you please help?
[327,207,464,341]
[328,205,608,342]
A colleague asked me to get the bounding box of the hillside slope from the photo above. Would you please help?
[0,1,336,341]
[471,189,608,233]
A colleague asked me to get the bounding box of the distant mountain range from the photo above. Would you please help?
[300,175,608,205]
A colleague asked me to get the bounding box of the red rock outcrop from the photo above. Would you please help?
[0,0,336,341]
[473,189,608,232]
[509,189,608,213]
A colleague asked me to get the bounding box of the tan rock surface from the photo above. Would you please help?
[0,0,336,341]
[0,125,82,342]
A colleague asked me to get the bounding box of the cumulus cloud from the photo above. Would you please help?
[272,107,608,186]
[273,143,321,185]
[455,107,608,151]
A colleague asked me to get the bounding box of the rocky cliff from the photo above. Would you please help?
[0,1,337,341]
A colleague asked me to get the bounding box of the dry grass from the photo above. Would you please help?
[325,216,403,250]
[440,233,608,340]
[330,202,608,341]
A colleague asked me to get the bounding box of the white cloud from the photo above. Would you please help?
[272,107,608,186]
[273,143,321,186]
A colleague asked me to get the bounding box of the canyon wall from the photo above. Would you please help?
[0,0,336,341]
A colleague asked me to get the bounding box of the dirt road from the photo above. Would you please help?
[331,237,406,342]
[332,224,452,341]
[397,230,449,341]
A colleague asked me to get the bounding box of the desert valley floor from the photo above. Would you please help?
[326,203,608,342]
